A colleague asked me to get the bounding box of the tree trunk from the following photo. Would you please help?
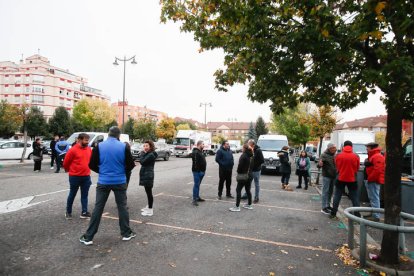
[318,136,323,158]
[380,102,403,264]
[20,127,28,163]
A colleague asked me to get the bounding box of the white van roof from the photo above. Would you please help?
[258,134,288,140]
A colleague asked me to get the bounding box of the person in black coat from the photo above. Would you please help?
[50,135,59,169]
[278,146,291,189]
[191,141,207,206]
[229,144,254,212]
[33,138,43,172]
[139,140,158,217]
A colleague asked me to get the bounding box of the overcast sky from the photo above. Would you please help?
[0,0,386,124]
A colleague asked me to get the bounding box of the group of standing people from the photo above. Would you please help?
[318,140,385,221]
[31,134,70,173]
[58,127,157,245]
[191,139,264,211]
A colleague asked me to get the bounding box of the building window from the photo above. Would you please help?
[14,95,20,103]
[32,95,44,103]
[59,90,63,95]
[32,85,44,93]
[5,86,9,92]
[66,99,71,107]
[25,95,30,102]
[33,75,44,83]
[15,86,21,93]
[59,98,64,106]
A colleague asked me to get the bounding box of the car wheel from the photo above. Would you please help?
[27,153,33,160]
[164,153,170,161]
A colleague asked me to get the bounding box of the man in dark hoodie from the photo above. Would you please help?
[317,143,337,215]
[215,140,234,200]
[330,140,360,219]
[191,140,207,206]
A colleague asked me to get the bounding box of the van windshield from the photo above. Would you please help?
[67,133,95,146]
[353,144,366,154]
[173,138,189,146]
[258,140,288,151]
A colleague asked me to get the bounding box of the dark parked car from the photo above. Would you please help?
[402,138,412,175]
[132,142,170,161]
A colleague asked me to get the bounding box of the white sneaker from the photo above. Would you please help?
[141,208,153,217]
[229,206,241,212]
[50,167,54,170]
[243,204,253,210]
[141,206,149,212]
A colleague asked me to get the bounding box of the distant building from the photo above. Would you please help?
[206,122,253,140]
[335,115,387,133]
[173,117,203,128]
[0,54,109,119]
[112,101,168,126]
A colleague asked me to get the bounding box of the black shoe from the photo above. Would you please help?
[79,235,93,245]
[321,208,330,215]
[192,200,199,206]
[197,197,205,202]
[296,186,302,189]
[226,195,234,199]
[327,206,333,211]
[304,186,308,190]
[122,231,137,241]
[217,195,222,200]
[65,212,72,220]
[253,197,259,204]
[54,171,59,173]
[80,212,91,219]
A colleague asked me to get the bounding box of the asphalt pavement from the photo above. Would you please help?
[0,155,366,275]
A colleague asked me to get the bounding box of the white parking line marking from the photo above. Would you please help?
[0,196,50,214]
[159,193,321,213]
[102,214,331,253]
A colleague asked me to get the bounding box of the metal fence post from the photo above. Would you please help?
[399,217,407,254]
[348,217,354,250]
[360,223,367,267]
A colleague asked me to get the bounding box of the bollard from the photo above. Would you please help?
[360,223,367,267]
[399,217,406,254]
[348,218,354,250]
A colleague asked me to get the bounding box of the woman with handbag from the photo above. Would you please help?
[295,150,311,190]
[229,144,254,212]
[33,138,43,172]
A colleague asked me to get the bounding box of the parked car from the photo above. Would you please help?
[305,145,317,161]
[42,140,51,155]
[0,141,33,160]
[132,141,171,161]
[402,138,412,175]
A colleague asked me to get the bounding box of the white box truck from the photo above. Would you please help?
[257,134,289,172]
[228,140,242,153]
[172,130,212,157]
[330,130,375,164]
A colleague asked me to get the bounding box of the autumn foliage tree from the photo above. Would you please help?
[0,100,23,138]
[72,99,116,132]
[161,0,414,264]
[308,105,337,156]
[156,118,176,143]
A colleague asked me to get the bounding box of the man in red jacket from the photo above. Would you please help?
[330,140,360,218]
[63,133,92,220]
[364,142,385,222]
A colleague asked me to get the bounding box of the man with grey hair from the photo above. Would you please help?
[191,140,207,206]
[317,142,337,215]
[79,126,136,245]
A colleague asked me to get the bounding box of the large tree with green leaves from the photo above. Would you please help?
[161,0,414,264]
[0,101,22,138]
[123,118,136,140]
[49,106,72,137]
[271,105,313,149]
[255,116,269,137]
[72,98,116,132]
[25,106,49,138]
[134,118,157,142]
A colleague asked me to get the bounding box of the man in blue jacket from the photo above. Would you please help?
[79,127,136,245]
[215,140,234,199]
[54,136,69,173]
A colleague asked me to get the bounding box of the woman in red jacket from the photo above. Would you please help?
[364,142,385,222]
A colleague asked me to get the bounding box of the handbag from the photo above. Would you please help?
[236,173,249,181]
[33,155,42,161]
[295,168,300,175]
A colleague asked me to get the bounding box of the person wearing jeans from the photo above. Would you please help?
[215,140,234,199]
[79,127,136,245]
[364,142,385,221]
[317,143,337,214]
[330,140,360,219]
[63,133,92,219]
[191,141,207,206]
[242,139,264,203]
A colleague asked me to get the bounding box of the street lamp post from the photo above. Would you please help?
[113,55,137,131]
[200,102,212,130]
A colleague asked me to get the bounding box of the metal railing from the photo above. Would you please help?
[344,207,414,267]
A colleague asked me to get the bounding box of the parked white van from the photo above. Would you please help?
[257,134,289,173]
[66,132,130,148]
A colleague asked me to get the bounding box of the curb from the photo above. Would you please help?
[0,162,33,168]
[351,248,414,276]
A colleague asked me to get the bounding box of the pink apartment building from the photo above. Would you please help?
[112,101,168,126]
[0,54,109,119]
